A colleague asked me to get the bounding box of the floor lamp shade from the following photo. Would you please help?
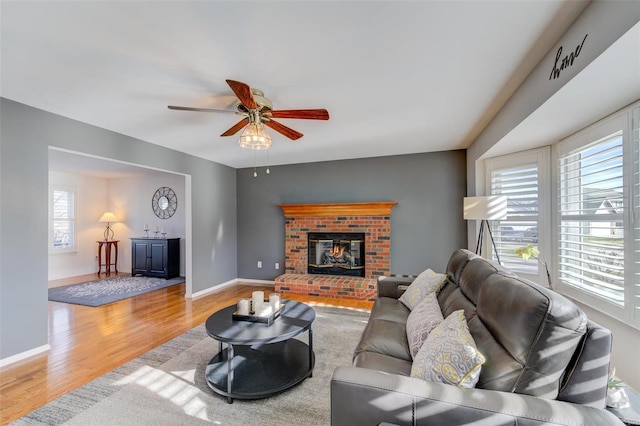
[463,196,507,263]
[463,196,508,220]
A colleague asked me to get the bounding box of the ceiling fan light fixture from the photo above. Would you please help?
[239,122,272,150]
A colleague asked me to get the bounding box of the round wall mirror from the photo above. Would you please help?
[152,187,177,219]
[158,196,169,210]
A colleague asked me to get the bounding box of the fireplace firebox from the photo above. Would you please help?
[307,232,365,277]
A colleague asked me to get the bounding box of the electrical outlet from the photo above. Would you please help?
[275,262,280,270]
[257,261,262,269]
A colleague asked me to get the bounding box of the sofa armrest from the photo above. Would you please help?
[377,275,415,299]
[331,367,623,426]
[557,320,612,408]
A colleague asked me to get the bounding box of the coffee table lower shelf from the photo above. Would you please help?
[205,339,315,403]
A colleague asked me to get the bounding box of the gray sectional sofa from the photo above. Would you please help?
[331,249,623,425]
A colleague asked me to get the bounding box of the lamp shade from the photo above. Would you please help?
[238,122,272,150]
[99,212,118,223]
[463,196,507,220]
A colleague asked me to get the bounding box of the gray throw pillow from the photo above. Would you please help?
[406,292,444,358]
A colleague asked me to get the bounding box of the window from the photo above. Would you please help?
[51,186,76,252]
[558,126,625,305]
[486,102,640,329]
[485,149,549,278]
[555,106,638,328]
[632,106,640,328]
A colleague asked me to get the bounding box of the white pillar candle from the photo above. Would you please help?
[252,291,264,314]
[144,224,149,231]
[154,225,159,232]
[269,293,281,310]
[161,226,165,234]
[237,299,250,315]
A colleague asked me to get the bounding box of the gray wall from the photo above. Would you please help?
[237,151,467,280]
[0,98,466,362]
[0,98,237,360]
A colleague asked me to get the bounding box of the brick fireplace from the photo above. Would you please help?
[275,202,397,300]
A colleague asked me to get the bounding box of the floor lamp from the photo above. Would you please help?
[463,196,508,264]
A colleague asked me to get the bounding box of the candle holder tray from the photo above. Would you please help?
[232,302,285,326]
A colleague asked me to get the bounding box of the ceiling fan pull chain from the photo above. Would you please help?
[253,151,258,178]
[266,150,271,175]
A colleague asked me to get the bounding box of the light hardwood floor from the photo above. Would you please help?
[0,273,373,425]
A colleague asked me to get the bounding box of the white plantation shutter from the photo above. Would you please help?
[555,104,640,327]
[557,113,626,310]
[485,149,547,277]
[557,105,634,321]
[52,187,76,251]
[632,106,640,326]
[489,163,539,273]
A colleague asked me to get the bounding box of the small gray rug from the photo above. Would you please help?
[48,276,185,307]
[11,305,370,425]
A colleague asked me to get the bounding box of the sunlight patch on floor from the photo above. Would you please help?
[304,301,370,313]
[113,365,212,422]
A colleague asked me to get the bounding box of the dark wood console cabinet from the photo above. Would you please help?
[131,238,180,279]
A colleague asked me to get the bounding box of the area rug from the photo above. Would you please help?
[10,305,370,426]
[48,275,186,307]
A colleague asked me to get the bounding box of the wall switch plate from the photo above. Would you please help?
[257,261,262,268]
[275,262,280,270]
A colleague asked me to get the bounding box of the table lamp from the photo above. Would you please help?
[99,212,118,241]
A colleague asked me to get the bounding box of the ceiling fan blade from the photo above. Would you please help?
[220,118,249,137]
[264,119,303,140]
[168,105,237,113]
[269,109,330,120]
[226,79,257,110]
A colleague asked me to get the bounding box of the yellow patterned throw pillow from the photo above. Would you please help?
[398,268,446,310]
[410,310,485,388]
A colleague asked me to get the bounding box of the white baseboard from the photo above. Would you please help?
[188,278,275,300]
[0,344,50,369]
[237,278,276,285]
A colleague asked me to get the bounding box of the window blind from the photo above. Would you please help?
[632,107,640,324]
[558,131,624,305]
[52,188,76,250]
[489,162,539,273]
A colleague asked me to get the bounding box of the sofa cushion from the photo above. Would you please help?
[353,351,412,376]
[354,318,412,362]
[406,292,443,358]
[410,310,485,388]
[442,249,588,399]
[368,296,410,323]
[398,268,446,310]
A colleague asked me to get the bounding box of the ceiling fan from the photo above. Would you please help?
[168,79,329,148]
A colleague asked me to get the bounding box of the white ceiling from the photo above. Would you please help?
[0,1,597,171]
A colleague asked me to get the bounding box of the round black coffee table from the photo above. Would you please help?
[204,300,315,403]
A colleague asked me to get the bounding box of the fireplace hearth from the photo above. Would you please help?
[308,232,365,277]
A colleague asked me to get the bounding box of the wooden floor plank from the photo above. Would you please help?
[0,274,372,424]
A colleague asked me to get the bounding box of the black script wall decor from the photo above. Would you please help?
[549,34,588,81]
